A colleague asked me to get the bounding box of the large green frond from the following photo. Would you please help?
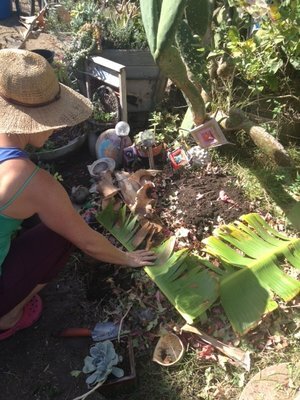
[97,205,219,324]
[96,203,140,252]
[203,213,300,334]
[220,266,278,334]
[145,241,219,324]
[97,206,299,336]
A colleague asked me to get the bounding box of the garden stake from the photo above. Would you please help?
[139,130,156,169]
[181,324,251,371]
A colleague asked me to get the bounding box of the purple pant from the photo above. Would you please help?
[0,222,73,317]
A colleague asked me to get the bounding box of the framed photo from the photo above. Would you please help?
[168,148,189,170]
[190,118,229,149]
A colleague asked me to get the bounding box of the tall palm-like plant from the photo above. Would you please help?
[97,207,300,335]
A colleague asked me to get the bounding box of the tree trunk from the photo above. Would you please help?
[218,108,292,167]
[156,46,207,126]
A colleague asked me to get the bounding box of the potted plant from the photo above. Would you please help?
[59,1,166,127]
[79,335,137,399]
[133,110,181,158]
[46,1,167,128]
[28,121,88,162]
[89,84,120,129]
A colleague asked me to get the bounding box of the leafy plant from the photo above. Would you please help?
[140,0,209,126]
[214,0,300,93]
[92,109,116,123]
[51,60,73,86]
[97,205,300,335]
[100,1,148,50]
[69,1,100,32]
[148,111,181,144]
[58,0,148,69]
[91,87,118,123]
[83,340,124,386]
[65,22,101,68]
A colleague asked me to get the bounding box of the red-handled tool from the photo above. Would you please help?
[56,322,120,341]
[57,327,92,337]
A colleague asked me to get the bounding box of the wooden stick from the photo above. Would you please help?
[117,303,133,342]
[71,381,103,400]
[147,146,155,169]
[181,324,251,371]
[18,5,48,49]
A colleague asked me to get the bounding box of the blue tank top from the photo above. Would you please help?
[0,148,39,274]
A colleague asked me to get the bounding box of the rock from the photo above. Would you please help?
[239,363,300,400]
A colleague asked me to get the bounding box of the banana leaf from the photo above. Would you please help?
[96,202,140,251]
[97,205,300,335]
[202,213,300,334]
[145,238,220,323]
[96,204,219,323]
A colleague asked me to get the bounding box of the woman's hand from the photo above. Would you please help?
[29,169,158,267]
[125,250,157,268]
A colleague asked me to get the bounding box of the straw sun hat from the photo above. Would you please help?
[0,48,93,134]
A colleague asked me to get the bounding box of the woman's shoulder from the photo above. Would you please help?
[0,157,37,180]
[0,158,41,200]
[0,158,59,218]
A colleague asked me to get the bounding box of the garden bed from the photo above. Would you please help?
[0,122,298,400]
[0,8,299,400]
[0,146,260,400]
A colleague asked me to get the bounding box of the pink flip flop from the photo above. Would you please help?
[0,294,43,341]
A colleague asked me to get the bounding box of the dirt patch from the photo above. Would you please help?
[155,165,254,255]
[0,11,69,59]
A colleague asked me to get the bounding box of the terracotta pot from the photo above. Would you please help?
[136,142,164,158]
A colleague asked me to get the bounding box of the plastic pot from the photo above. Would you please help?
[31,49,55,64]
[29,133,87,162]
[0,0,12,20]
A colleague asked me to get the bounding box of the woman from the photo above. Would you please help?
[0,49,156,340]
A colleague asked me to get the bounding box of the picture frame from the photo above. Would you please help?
[190,118,229,149]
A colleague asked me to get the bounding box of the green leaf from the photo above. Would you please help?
[203,213,300,335]
[220,268,277,335]
[97,206,300,336]
[145,248,219,324]
[185,0,210,37]
[97,205,219,323]
[140,0,161,54]
[155,0,187,58]
[70,370,82,378]
[96,203,140,251]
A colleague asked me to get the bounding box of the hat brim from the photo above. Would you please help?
[0,83,93,134]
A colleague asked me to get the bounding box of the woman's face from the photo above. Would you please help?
[29,130,54,148]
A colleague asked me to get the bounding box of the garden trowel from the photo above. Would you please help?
[56,321,120,341]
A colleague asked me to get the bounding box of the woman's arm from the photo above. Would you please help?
[25,168,156,268]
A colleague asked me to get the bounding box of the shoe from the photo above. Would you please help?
[0,294,43,341]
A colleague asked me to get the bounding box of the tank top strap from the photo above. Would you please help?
[0,147,29,162]
[0,165,40,212]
